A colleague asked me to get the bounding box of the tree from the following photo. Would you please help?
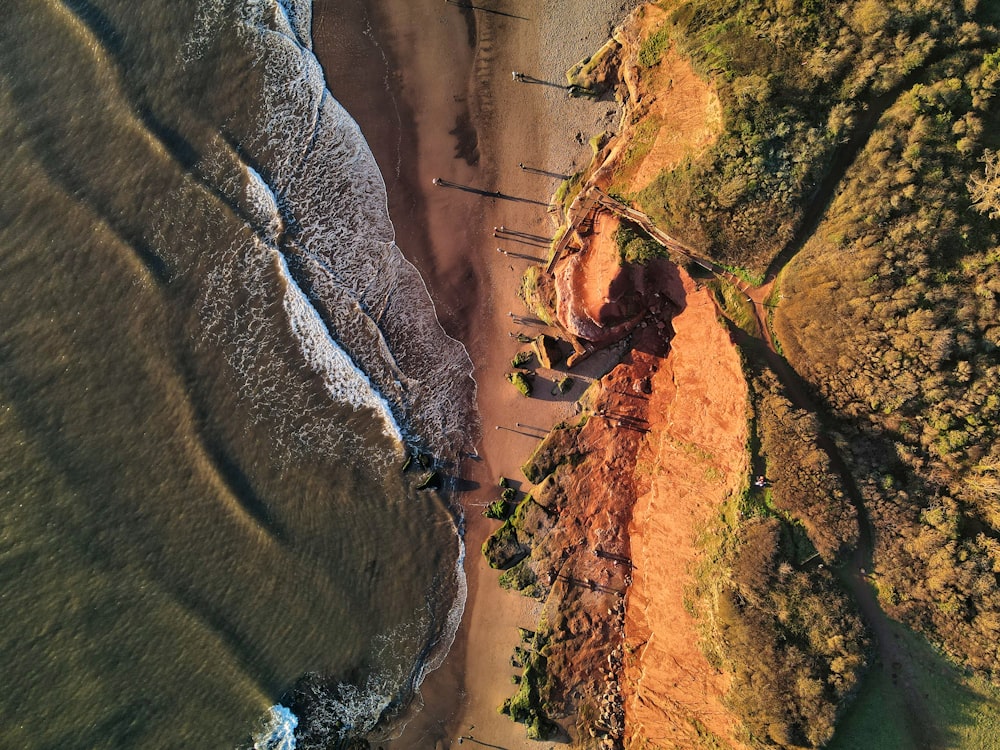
[968,149,1000,220]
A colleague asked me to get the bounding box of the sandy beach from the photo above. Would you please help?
[313,0,639,746]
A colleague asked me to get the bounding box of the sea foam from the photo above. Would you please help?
[253,704,298,750]
[183,0,480,461]
[275,249,405,446]
[175,0,476,740]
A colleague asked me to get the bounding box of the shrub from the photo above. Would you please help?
[507,371,533,397]
[638,26,671,68]
[693,514,869,748]
[615,221,664,265]
[501,652,559,740]
[512,350,534,368]
[484,499,508,520]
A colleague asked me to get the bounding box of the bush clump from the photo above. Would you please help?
[484,499,509,520]
[752,368,858,563]
[506,371,533,397]
[615,221,664,265]
[693,512,869,748]
[501,652,559,740]
[512,350,534,368]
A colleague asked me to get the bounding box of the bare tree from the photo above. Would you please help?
[968,149,1000,220]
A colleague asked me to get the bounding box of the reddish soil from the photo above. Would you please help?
[553,212,648,344]
[575,213,628,327]
[507,259,684,745]
[513,260,751,749]
[626,47,722,193]
[623,270,750,750]
[533,7,748,743]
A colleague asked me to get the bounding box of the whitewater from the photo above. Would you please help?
[0,0,478,747]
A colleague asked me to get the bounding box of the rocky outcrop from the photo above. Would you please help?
[532,334,563,369]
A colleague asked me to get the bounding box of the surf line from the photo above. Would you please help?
[273,248,406,447]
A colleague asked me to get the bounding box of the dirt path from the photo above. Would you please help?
[728,328,937,749]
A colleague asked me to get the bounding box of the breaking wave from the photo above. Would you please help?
[183,0,478,462]
[174,0,478,744]
[253,705,298,750]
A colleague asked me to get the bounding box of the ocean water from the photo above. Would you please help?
[0,0,476,747]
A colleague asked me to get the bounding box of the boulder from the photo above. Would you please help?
[533,334,563,369]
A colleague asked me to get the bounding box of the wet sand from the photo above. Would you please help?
[313,0,637,746]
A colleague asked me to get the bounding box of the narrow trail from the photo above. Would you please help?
[574,53,979,747]
[731,330,936,748]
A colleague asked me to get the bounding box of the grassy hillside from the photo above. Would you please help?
[620,0,1000,747]
[633,0,998,273]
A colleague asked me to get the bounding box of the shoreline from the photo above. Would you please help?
[313,0,639,746]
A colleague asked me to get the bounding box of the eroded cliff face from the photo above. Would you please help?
[488,261,752,748]
[623,271,750,750]
[553,212,671,345]
[488,4,754,746]
[485,259,684,745]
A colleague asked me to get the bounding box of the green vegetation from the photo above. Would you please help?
[589,131,609,155]
[692,503,869,748]
[484,498,509,520]
[511,349,534,368]
[635,0,989,273]
[721,264,764,287]
[483,485,560,572]
[556,376,573,394]
[768,44,1000,681]
[554,171,585,214]
[566,38,621,97]
[615,221,665,265]
[619,0,1000,729]
[482,518,528,569]
[752,368,857,564]
[506,371,533,397]
[501,650,559,740]
[828,620,1000,750]
[609,115,663,195]
[499,560,541,598]
[518,265,557,327]
[638,26,671,68]
[710,279,759,336]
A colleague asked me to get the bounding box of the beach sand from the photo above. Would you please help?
[313,0,639,746]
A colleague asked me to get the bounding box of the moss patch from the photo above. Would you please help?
[521,420,585,484]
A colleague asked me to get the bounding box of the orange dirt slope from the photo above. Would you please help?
[608,5,722,195]
[624,270,750,750]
